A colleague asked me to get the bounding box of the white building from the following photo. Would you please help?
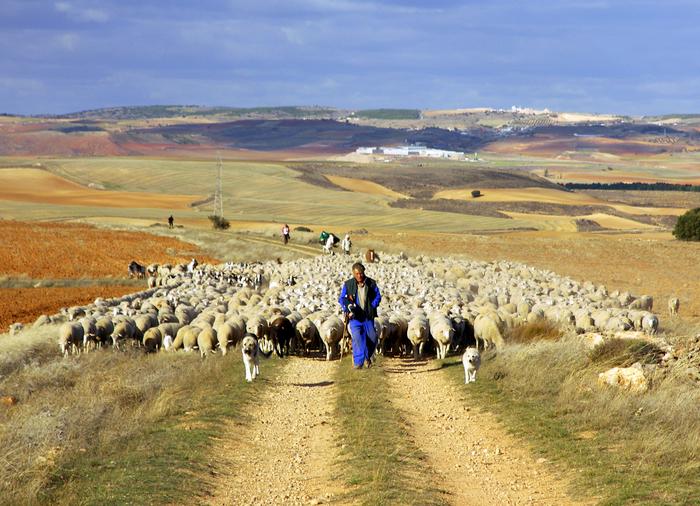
[355,144,464,159]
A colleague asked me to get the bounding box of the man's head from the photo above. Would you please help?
[352,262,366,284]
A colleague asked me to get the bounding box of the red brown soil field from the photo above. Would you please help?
[0,220,219,278]
[0,286,137,332]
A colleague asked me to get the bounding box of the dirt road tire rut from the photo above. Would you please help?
[206,357,343,506]
[384,357,591,506]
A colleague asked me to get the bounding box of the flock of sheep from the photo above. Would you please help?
[51,252,672,361]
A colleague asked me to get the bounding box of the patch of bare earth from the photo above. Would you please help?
[206,357,344,506]
[384,358,594,506]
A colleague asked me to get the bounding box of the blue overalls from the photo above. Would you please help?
[339,277,382,367]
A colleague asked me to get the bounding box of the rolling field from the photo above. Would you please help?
[2,114,700,505]
[0,168,200,209]
[0,157,537,233]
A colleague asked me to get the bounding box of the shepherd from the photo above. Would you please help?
[282,224,290,245]
[168,215,174,229]
[339,262,382,369]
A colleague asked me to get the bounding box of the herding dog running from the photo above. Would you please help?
[241,333,272,382]
[462,347,481,384]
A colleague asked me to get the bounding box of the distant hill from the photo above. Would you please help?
[122,119,494,152]
[54,105,343,121]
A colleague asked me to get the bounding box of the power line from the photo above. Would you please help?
[213,155,223,218]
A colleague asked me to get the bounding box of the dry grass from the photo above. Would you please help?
[507,320,564,344]
[588,338,666,368]
[0,323,279,505]
[444,336,700,504]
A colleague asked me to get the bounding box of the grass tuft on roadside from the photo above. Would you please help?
[507,320,563,344]
[588,338,666,367]
[442,337,700,505]
[0,326,283,505]
[334,358,444,505]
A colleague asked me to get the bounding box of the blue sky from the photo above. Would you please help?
[1,0,699,116]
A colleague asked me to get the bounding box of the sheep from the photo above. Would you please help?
[407,315,429,360]
[111,319,136,350]
[629,295,653,311]
[642,313,659,335]
[134,314,158,339]
[373,316,392,355]
[269,316,294,357]
[181,326,203,352]
[388,314,409,356]
[143,327,163,353]
[429,314,454,360]
[197,327,217,357]
[93,316,114,348]
[668,297,680,316]
[319,316,344,361]
[214,322,235,355]
[79,316,98,351]
[246,315,270,351]
[473,311,505,349]
[295,318,320,356]
[58,322,84,355]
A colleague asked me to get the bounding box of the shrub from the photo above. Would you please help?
[208,215,230,230]
[673,207,700,241]
[507,320,563,344]
[589,338,665,367]
[294,226,312,232]
[471,190,481,198]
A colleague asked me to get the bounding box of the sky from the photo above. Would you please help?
[1,0,699,116]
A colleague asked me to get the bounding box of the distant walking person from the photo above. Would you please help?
[168,215,174,229]
[339,262,381,369]
[342,233,352,255]
[282,224,290,245]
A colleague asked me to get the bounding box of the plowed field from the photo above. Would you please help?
[0,220,218,278]
[0,220,220,331]
[0,286,136,332]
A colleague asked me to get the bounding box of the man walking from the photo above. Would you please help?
[168,215,174,229]
[339,262,381,369]
[341,233,352,255]
[282,224,290,244]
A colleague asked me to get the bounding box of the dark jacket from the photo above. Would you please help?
[339,277,381,322]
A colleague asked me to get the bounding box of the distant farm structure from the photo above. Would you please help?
[355,144,465,159]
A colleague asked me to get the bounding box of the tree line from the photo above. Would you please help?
[564,182,700,192]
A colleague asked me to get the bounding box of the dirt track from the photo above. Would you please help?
[206,356,591,505]
[385,357,591,505]
[206,358,343,506]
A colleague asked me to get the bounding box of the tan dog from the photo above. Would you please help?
[462,347,481,384]
[241,333,272,382]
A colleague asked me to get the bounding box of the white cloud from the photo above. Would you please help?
[281,26,305,45]
[0,77,45,93]
[54,1,109,22]
[57,32,79,51]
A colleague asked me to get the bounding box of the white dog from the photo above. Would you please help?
[241,334,272,382]
[462,347,481,384]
